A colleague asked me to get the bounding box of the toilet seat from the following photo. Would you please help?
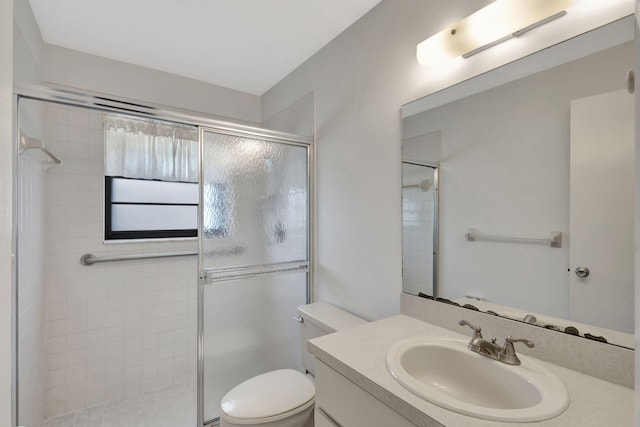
[220,369,315,424]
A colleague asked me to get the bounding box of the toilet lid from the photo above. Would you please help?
[221,369,315,421]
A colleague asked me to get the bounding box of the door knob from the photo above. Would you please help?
[575,266,590,278]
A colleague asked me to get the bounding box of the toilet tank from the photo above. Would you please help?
[297,302,367,376]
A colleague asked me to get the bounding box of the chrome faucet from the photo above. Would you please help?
[458,320,535,366]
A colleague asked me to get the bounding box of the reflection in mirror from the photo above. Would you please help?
[401,19,635,349]
[402,162,438,297]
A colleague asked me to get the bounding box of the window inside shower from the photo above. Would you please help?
[103,113,200,241]
[105,177,198,240]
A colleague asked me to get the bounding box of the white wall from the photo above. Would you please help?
[261,91,315,138]
[261,0,495,320]
[1,0,13,424]
[402,131,441,165]
[43,45,262,125]
[13,0,44,87]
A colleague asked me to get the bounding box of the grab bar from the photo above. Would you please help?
[80,251,197,266]
[464,227,562,248]
[202,261,309,284]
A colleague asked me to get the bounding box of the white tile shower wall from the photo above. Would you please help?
[42,103,198,419]
[402,187,433,295]
[18,145,46,427]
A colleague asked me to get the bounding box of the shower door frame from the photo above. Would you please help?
[11,85,315,427]
[196,126,313,427]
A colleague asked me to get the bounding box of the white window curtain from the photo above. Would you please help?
[104,113,199,183]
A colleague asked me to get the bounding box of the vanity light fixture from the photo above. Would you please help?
[417,0,574,68]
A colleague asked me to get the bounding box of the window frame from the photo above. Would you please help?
[104,176,198,241]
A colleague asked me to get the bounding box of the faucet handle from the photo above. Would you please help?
[458,319,482,338]
[505,337,535,348]
[500,336,535,365]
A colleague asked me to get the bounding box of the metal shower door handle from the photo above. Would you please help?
[575,266,590,278]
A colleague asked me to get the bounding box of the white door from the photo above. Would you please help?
[569,89,634,333]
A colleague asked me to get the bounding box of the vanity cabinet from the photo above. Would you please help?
[314,359,418,427]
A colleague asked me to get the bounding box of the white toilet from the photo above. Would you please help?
[219,302,368,427]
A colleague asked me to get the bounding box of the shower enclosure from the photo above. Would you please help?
[14,93,311,427]
[402,162,438,297]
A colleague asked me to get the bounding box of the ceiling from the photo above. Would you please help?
[29,0,384,95]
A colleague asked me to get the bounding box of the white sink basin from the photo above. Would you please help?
[386,337,569,422]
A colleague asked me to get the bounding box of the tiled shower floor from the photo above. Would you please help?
[42,380,197,427]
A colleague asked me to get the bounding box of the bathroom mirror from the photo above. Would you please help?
[401,16,635,349]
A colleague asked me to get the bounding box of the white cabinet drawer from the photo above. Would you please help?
[314,359,415,427]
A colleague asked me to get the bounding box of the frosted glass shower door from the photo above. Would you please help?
[199,130,309,424]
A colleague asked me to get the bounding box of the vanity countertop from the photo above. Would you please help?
[308,315,634,427]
